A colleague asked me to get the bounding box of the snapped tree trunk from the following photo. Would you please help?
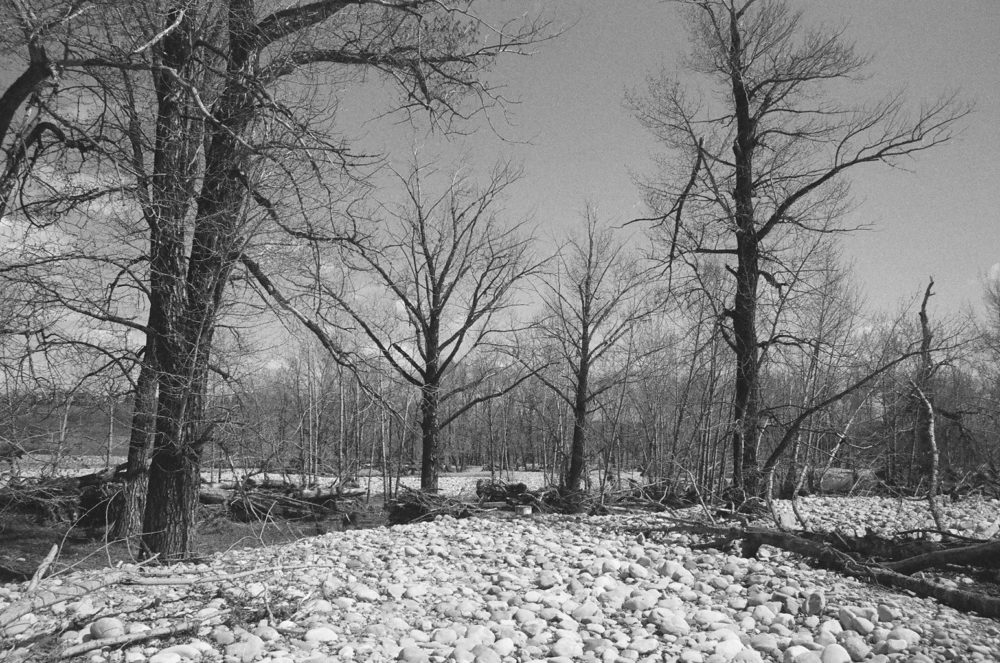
[913,278,942,528]
[913,279,936,483]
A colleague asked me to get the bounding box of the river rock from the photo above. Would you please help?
[90,617,126,639]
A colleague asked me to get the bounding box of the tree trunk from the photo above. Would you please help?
[140,2,255,559]
[884,539,1000,575]
[141,391,201,561]
[914,279,942,527]
[728,7,762,498]
[913,279,935,482]
[0,44,53,219]
[731,257,761,496]
[419,381,440,492]
[109,348,157,540]
[565,357,590,493]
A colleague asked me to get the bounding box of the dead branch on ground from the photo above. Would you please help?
[59,610,232,659]
[630,520,1000,619]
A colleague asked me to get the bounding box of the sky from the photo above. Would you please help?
[341,0,1000,317]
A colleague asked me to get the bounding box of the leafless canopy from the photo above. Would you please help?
[629,0,970,494]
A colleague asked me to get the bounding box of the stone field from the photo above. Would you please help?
[1,496,999,663]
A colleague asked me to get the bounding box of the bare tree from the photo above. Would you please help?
[631,0,969,497]
[0,0,551,558]
[533,210,656,496]
[314,162,541,492]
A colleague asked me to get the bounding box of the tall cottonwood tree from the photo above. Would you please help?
[534,211,655,495]
[0,0,549,558]
[632,0,968,497]
[317,162,540,492]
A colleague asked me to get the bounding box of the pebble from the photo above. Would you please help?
[802,592,826,616]
[148,653,182,663]
[157,644,202,660]
[649,607,690,636]
[887,626,920,647]
[304,626,339,643]
[88,616,126,640]
[819,643,851,663]
[840,634,870,660]
[396,645,429,662]
[630,637,659,654]
[225,634,264,663]
[2,495,999,663]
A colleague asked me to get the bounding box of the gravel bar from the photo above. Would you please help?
[2,497,999,663]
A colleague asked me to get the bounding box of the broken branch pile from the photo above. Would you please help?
[634,519,1000,620]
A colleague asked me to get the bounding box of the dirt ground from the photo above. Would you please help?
[0,501,388,582]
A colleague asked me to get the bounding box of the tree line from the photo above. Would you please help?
[0,0,979,560]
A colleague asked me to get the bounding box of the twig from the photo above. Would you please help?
[790,464,811,530]
[1,573,129,632]
[895,528,986,543]
[125,564,337,586]
[2,564,335,632]
[26,544,58,593]
[59,610,230,659]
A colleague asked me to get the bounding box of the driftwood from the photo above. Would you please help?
[0,467,125,526]
[388,482,562,525]
[2,563,337,638]
[738,526,1000,620]
[883,539,1000,574]
[59,611,230,659]
[200,480,364,521]
[637,521,1000,620]
[26,544,58,593]
[229,490,338,521]
[0,480,82,523]
[199,484,230,505]
[0,572,129,633]
[388,487,476,524]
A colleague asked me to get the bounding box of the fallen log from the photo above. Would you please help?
[883,539,1000,574]
[199,484,230,505]
[637,522,1000,620]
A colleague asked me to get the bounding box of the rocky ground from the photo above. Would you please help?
[2,496,999,663]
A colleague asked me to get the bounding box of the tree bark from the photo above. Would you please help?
[137,4,203,560]
[565,352,590,493]
[140,399,201,561]
[913,277,942,527]
[109,346,157,541]
[884,539,1000,574]
[0,43,53,218]
[913,279,936,482]
[728,6,762,497]
[419,382,440,492]
[141,0,256,559]
[646,523,1000,620]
